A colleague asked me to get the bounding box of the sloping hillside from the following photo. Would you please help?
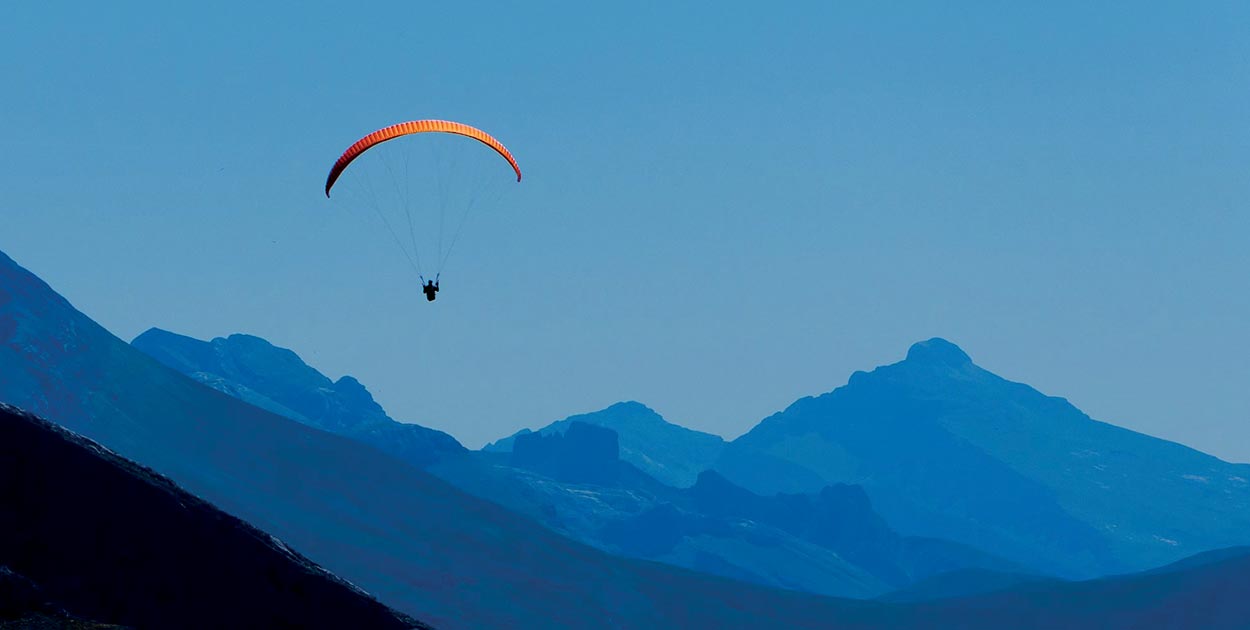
[0,402,424,630]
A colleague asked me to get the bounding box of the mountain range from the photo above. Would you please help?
[131,328,1019,599]
[0,249,896,629]
[5,245,1250,628]
[127,317,1250,593]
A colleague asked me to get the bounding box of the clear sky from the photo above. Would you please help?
[3,2,1248,456]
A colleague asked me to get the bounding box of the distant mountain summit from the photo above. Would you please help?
[486,401,725,487]
[132,327,464,468]
[716,337,1250,577]
[903,337,973,367]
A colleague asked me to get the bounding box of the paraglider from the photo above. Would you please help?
[420,275,439,302]
[324,119,521,301]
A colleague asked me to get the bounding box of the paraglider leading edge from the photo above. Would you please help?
[324,119,522,197]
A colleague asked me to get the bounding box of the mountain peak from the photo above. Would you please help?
[223,332,276,347]
[605,400,658,415]
[133,327,181,344]
[904,338,973,368]
[484,401,725,487]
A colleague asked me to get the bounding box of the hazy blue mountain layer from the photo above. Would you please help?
[134,328,1018,599]
[716,338,1250,578]
[496,422,1019,597]
[897,546,1250,630]
[132,327,465,469]
[486,401,726,488]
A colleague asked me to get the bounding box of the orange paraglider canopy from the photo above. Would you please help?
[325,119,521,197]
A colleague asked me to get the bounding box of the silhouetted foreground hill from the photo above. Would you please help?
[0,565,125,629]
[0,402,424,630]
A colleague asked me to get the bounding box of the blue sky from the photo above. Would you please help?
[3,1,1248,454]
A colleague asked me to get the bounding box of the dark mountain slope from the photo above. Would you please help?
[905,547,1250,630]
[878,568,1053,603]
[0,565,127,629]
[0,402,423,630]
